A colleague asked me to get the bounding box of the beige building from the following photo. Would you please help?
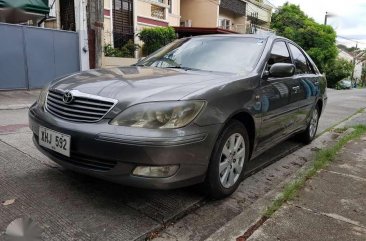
[104,0,180,48]
[180,0,273,34]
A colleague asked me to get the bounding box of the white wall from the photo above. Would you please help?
[338,50,362,79]
[75,0,90,71]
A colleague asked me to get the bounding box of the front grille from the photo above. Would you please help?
[46,89,116,122]
[50,149,117,171]
[35,134,117,171]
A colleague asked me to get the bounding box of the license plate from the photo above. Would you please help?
[39,126,71,157]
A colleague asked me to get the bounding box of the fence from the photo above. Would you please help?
[0,23,80,90]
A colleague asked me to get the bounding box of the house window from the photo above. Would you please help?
[168,0,172,14]
[219,19,231,30]
[113,0,134,48]
[60,0,75,31]
[151,4,165,19]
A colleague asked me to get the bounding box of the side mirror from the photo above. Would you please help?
[269,63,295,78]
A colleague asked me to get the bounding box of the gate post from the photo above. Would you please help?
[75,0,90,71]
[21,25,30,90]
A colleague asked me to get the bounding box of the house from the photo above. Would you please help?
[103,0,180,49]
[180,0,247,33]
[245,0,273,34]
[338,49,363,80]
[179,0,273,34]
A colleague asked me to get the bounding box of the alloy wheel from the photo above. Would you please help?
[309,108,319,138]
[219,133,246,188]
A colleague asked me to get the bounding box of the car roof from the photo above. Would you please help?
[190,34,271,39]
[189,34,290,43]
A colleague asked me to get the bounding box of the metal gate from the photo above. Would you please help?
[0,23,80,90]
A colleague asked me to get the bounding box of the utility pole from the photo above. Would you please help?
[87,0,104,69]
[324,12,328,25]
[350,42,358,86]
[324,12,335,25]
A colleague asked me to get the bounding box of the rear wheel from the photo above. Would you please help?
[205,120,250,199]
[297,106,320,144]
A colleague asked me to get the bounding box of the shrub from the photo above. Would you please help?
[120,40,140,58]
[138,27,176,56]
[325,58,354,88]
[104,40,140,58]
[104,44,123,57]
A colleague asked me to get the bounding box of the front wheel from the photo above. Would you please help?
[205,120,250,199]
[297,106,320,144]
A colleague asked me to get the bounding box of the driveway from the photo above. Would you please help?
[0,88,365,240]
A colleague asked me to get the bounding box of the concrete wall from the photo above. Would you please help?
[104,0,113,46]
[180,0,219,27]
[102,56,138,68]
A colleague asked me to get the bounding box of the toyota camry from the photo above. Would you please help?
[29,35,327,198]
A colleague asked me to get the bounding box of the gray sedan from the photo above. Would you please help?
[29,34,327,198]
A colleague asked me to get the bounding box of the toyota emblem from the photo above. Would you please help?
[62,91,74,104]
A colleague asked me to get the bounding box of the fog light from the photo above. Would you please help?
[132,165,179,178]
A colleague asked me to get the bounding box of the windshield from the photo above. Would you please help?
[138,36,266,74]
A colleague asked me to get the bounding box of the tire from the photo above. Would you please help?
[297,105,320,144]
[205,120,250,199]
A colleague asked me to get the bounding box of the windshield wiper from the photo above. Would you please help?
[164,66,199,71]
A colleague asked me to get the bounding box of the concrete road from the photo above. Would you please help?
[0,88,365,240]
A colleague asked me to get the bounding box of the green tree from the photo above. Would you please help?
[324,58,354,88]
[362,65,366,87]
[271,3,338,72]
[138,27,176,56]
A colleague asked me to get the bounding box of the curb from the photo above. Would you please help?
[0,104,32,110]
[204,118,361,241]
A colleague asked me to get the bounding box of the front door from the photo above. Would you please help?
[256,41,299,153]
[288,43,320,129]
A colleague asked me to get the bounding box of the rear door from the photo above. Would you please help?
[256,41,300,152]
[287,43,320,129]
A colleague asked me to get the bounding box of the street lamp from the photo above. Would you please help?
[324,12,336,25]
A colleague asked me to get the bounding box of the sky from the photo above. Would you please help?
[269,0,366,49]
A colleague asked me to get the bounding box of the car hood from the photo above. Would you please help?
[52,66,230,105]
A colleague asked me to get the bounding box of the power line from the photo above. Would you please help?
[337,35,366,45]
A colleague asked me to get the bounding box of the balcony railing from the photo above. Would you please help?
[246,24,275,34]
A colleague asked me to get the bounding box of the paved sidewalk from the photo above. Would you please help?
[248,133,366,241]
[0,90,40,110]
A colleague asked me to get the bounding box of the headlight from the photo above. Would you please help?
[110,101,205,129]
[37,85,49,109]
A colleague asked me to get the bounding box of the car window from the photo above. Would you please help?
[139,37,266,74]
[268,41,292,67]
[288,44,312,74]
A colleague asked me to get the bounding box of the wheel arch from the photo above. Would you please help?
[316,99,323,116]
[227,111,256,158]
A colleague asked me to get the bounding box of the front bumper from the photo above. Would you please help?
[29,104,222,189]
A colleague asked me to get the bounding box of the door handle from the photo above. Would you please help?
[314,81,319,85]
[292,86,300,93]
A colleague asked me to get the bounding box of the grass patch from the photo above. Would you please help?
[317,108,364,136]
[264,125,366,218]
